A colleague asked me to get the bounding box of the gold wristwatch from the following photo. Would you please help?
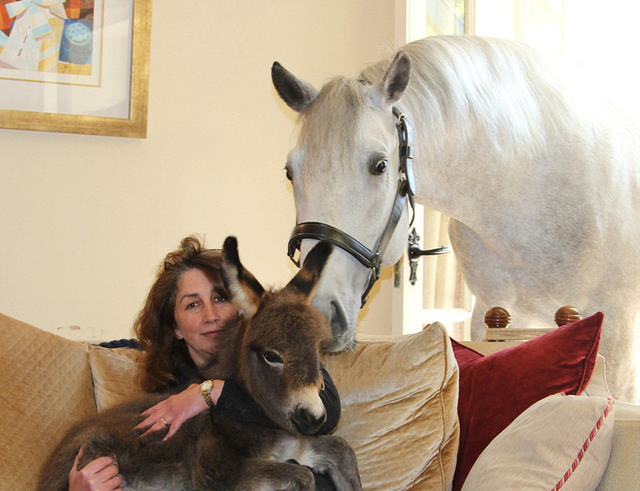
[200,379,215,407]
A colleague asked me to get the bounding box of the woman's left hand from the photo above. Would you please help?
[135,383,210,440]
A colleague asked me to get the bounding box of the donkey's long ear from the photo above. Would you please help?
[286,241,333,300]
[272,62,319,112]
[221,236,265,318]
[371,50,411,110]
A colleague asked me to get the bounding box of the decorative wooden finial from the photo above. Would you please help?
[555,306,582,327]
[484,307,511,329]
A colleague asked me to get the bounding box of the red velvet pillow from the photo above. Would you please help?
[451,312,603,491]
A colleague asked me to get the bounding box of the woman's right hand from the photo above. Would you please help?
[69,448,122,491]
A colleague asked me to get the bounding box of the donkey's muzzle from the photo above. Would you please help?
[292,406,327,435]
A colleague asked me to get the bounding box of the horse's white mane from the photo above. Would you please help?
[351,36,583,166]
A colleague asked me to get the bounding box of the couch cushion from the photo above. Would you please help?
[321,322,459,491]
[89,345,145,411]
[451,312,603,491]
[461,394,614,491]
[0,313,97,491]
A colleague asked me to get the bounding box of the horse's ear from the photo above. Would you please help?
[286,241,333,300]
[272,62,318,112]
[372,50,411,109]
[221,236,265,318]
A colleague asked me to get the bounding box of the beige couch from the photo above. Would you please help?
[1,312,639,491]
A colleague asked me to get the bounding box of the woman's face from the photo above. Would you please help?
[173,268,235,369]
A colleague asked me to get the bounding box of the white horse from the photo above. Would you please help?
[272,35,640,403]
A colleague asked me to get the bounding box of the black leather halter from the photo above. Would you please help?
[288,107,416,307]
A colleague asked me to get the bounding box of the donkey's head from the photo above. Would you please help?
[218,236,333,435]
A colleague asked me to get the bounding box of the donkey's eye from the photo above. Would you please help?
[371,159,388,175]
[285,167,293,181]
[263,350,284,365]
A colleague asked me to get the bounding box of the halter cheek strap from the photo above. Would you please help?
[394,107,416,201]
[288,108,416,307]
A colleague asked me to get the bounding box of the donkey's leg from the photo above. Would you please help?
[194,458,316,491]
[240,460,317,491]
[299,435,362,491]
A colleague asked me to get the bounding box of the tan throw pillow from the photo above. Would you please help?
[0,313,97,491]
[88,346,146,411]
[461,394,615,491]
[321,322,459,491]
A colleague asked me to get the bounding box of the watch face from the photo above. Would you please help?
[202,380,212,391]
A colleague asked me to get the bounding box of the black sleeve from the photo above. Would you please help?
[317,365,341,434]
[215,379,277,428]
[95,338,141,349]
[216,366,341,435]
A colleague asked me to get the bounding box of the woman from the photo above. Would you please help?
[69,236,340,491]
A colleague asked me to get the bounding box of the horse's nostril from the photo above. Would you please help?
[293,406,327,435]
[330,301,347,338]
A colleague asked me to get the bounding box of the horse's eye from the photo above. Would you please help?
[263,350,284,365]
[285,168,293,181]
[372,159,387,175]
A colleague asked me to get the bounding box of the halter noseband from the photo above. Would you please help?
[287,107,416,307]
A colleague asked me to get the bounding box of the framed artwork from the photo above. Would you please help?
[0,0,151,138]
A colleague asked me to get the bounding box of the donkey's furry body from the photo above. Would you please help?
[37,238,361,491]
[272,35,640,403]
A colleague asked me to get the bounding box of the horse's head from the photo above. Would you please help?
[272,51,413,351]
[219,236,334,435]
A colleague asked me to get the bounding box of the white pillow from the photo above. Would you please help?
[461,394,614,491]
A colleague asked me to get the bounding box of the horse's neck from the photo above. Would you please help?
[399,84,576,223]
[405,93,640,269]
[387,38,580,220]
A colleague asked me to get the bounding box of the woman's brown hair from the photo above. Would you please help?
[134,235,228,392]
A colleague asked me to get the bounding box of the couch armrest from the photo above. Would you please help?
[0,313,97,491]
[596,400,640,491]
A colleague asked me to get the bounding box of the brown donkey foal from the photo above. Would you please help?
[36,237,361,491]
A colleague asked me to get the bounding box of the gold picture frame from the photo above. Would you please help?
[0,0,152,138]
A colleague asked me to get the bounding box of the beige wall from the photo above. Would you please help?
[0,1,400,341]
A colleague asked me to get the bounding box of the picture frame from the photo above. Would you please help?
[0,0,151,138]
